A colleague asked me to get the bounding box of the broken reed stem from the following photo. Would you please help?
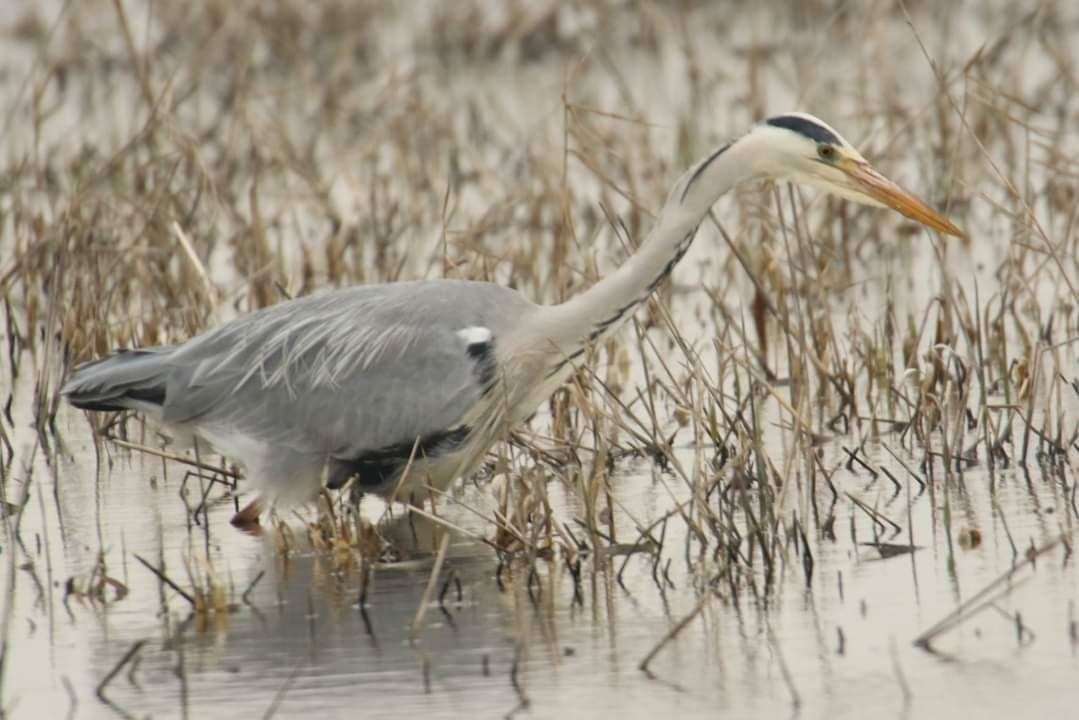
[110,0,155,110]
[845,492,902,536]
[171,221,218,311]
[406,499,504,552]
[410,531,450,642]
[261,661,305,720]
[104,436,239,480]
[913,534,1065,648]
[241,570,265,606]
[890,636,912,705]
[96,638,147,703]
[639,591,710,674]
[133,553,196,608]
[769,626,801,709]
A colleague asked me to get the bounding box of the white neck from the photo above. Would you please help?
[533,131,765,361]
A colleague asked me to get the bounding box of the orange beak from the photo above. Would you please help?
[841,160,966,240]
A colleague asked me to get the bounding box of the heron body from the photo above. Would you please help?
[62,113,963,522]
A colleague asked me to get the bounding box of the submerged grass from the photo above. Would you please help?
[0,0,1077,712]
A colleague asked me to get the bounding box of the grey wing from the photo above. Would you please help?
[158,280,530,465]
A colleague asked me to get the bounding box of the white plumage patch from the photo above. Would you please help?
[457,326,492,346]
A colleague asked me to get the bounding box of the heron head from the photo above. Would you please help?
[752,113,965,239]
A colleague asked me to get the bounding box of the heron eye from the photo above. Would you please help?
[817,144,837,161]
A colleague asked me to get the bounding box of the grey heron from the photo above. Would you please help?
[62,112,964,526]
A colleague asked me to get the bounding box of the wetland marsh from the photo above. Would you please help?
[1,1,1077,718]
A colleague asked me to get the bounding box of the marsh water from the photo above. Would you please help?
[3,1,1079,718]
[6,374,1079,719]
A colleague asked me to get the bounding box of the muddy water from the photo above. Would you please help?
[3,1,1079,718]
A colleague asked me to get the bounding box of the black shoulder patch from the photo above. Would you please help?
[465,336,497,391]
[766,115,840,146]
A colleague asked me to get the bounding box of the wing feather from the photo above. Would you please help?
[157,280,534,460]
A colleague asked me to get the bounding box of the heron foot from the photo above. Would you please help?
[230,498,263,530]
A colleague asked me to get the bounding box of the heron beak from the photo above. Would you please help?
[840,159,966,240]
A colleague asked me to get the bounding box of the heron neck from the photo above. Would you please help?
[540,136,759,355]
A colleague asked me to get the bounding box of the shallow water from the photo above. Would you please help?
[5,375,1077,719]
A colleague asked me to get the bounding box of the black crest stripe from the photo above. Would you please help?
[766,115,840,146]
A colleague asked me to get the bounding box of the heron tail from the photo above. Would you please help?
[61,347,175,413]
